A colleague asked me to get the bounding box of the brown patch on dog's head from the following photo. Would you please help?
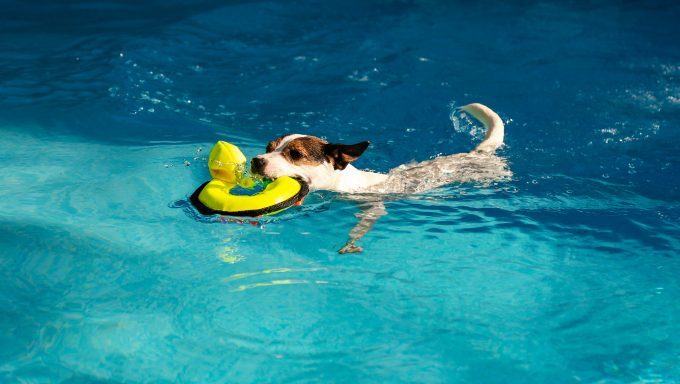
[266,136,286,153]
[255,134,371,181]
[281,136,329,166]
[278,137,370,170]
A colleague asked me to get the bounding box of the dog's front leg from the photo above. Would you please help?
[338,201,386,254]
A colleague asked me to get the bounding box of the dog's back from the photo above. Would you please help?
[364,103,511,194]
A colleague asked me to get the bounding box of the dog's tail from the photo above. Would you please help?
[459,103,505,153]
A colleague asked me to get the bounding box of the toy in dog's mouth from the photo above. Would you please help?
[249,167,308,187]
[245,169,276,186]
[189,141,309,217]
[249,158,295,183]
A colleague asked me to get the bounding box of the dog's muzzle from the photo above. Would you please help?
[250,157,266,175]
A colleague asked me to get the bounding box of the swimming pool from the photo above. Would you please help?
[1,1,679,382]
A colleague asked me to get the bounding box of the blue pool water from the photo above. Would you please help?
[1,1,679,382]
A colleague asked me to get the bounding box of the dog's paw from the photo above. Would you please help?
[338,243,364,254]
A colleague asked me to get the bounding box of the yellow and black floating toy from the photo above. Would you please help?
[190,141,308,217]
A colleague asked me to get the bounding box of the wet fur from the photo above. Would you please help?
[251,103,509,253]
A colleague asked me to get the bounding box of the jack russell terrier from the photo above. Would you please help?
[250,103,511,253]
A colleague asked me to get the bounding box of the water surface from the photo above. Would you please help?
[1,1,679,382]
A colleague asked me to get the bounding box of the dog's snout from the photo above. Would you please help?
[250,157,266,175]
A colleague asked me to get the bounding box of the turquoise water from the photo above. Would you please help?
[1,1,679,382]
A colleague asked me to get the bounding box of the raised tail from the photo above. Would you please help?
[459,103,505,153]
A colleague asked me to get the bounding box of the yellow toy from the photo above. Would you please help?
[190,141,308,217]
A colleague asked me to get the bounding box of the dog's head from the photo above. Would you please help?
[250,134,369,189]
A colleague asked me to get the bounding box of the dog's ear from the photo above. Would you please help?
[266,135,286,153]
[324,141,370,170]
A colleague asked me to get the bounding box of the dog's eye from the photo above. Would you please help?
[289,149,303,160]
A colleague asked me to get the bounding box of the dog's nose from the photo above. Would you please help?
[250,157,266,175]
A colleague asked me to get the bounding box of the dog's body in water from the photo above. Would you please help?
[250,103,511,253]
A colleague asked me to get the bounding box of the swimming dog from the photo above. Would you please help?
[250,103,511,253]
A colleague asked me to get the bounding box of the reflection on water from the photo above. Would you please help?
[223,267,327,283]
[230,279,329,293]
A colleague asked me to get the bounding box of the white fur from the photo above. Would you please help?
[254,140,387,192]
[254,134,338,190]
[462,103,505,153]
[254,103,506,194]
[253,102,508,253]
[315,164,388,193]
[274,134,307,150]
